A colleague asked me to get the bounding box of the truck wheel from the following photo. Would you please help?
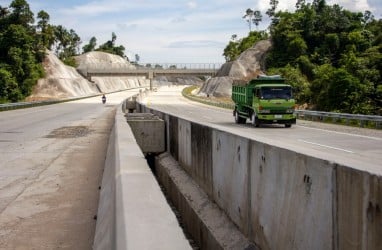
[251,113,259,127]
[235,111,245,124]
[234,111,240,124]
[285,124,292,128]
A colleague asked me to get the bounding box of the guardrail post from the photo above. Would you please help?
[148,70,154,91]
[360,120,365,128]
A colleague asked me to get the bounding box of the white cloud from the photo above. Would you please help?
[187,1,198,9]
[328,0,372,13]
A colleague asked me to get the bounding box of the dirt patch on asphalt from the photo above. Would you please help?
[45,126,91,138]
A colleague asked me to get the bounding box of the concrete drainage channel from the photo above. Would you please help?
[124,108,256,248]
[93,96,256,249]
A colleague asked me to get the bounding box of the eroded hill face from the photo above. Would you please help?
[27,51,99,101]
[27,51,146,101]
[198,40,272,97]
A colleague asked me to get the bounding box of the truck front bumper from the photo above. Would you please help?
[257,114,296,124]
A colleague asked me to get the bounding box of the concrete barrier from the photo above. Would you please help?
[137,102,382,250]
[93,105,191,250]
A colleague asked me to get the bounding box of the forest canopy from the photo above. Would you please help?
[224,0,382,115]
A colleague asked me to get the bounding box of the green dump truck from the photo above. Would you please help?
[232,75,296,127]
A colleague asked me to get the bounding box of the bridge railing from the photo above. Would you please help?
[137,63,223,70]
[78,62,223,71]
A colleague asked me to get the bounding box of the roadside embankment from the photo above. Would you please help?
[93,104,191,250]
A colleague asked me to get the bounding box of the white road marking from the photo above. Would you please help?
[296,125,382,141]
[298,139,354,153]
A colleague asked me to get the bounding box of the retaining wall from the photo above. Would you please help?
[137,103,382,250]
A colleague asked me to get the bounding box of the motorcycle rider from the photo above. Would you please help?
[102,94,106,104]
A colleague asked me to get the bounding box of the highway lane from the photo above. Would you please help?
[0,90,137,249]
[142,86,382,174]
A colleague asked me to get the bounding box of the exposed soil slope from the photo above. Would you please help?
[198,40,272,97]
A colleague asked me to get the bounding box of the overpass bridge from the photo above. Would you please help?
[77,63,222,86]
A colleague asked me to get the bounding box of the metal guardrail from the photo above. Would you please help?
[294,110,382,128]
[0,100,65,111]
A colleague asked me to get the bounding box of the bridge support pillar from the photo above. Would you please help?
[148,70,154,91]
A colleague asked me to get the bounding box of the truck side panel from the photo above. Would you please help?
[231,85,253,106]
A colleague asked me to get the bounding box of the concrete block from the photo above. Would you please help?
[191,123,213,197]
[126,113,165,154]
[249,141,333,249]
[336,166,382,250]
[212,130,250,235]
[178,118,192,176]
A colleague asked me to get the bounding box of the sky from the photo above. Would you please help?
[1,0,381,64]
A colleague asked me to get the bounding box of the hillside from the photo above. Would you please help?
[198,40,271,97]
[27,51,149,101]
[26,51,98,101]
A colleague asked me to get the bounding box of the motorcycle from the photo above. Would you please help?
[102,95,106,104]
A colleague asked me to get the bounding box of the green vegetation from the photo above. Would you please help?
[224,0,382,115]
[1,0,43,102]
[0,0,128,103]
[82,32,127,58]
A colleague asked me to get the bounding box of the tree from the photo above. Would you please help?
[312,0,326,14]
[82,36,97,53]
[253,10,262,30]
[36,10,55,52]
[8,0,34,28]
[223,31,268,62]
[362,10,374,29]
[268,64,311,103]
[243,8,254,31]
[266,0,279,19]
[242,9,262,31]
[223,40,239,62]
[0,67,21,102]
[53,25,81,64]
[295,0,306,10]
[96,32,126,57]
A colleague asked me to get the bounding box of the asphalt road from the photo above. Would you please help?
[0,90,137,249]
[143,86,382,174]
[1,85,381,248]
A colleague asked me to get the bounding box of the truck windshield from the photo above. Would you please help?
[260,87,292,100]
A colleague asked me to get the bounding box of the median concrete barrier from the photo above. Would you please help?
[137,102,382,250]
[93,105,191,250]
